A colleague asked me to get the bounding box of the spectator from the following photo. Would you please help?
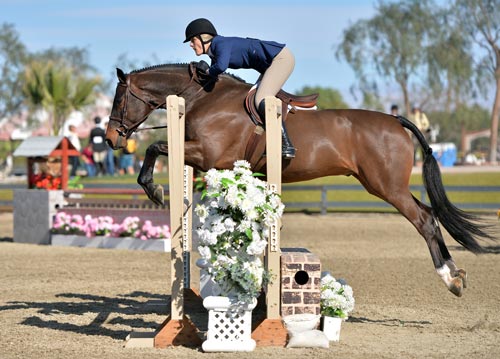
[104,121,116,176]
[390,104,399,116]
[81,143,96,177]
[89,116,107,176]
[409,105,431,165]
[409,105,430,134]
[65,124,81,177]
[120,136,137,175]
[0,152,13,178]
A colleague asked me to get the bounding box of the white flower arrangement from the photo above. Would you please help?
[195,160,284,303]
[320,273,355,319]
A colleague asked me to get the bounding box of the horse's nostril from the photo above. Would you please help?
[105,139,114,149]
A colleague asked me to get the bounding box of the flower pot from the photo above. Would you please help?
[202,296,257,352]
[196,258,222,299]
[50,234,170,252]
[321,316,342,341]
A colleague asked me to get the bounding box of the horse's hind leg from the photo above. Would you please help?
[357,175,466,296]
[439,239,468,289]
[137,141,168,206]
[392,195,467,296]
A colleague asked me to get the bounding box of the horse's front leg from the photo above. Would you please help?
[138,141,168,206]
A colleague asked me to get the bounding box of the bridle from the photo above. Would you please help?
[108,62,216,138]
[108,82,166,138]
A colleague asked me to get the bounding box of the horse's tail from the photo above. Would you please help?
[396,115,493,254]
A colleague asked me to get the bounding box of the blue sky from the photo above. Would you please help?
[2,0,377,105]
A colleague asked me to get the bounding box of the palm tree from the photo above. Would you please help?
[23,60,101,135]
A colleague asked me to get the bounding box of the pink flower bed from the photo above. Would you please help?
[52,212,170,240]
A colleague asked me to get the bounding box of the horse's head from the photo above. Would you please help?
[106,63,250,150]
[106,68,166,149]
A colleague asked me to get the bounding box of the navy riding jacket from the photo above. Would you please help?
[207,35,285,77]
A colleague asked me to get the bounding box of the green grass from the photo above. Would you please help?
[281,172,500,213]
[2,171,500,213]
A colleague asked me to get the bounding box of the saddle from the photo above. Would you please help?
[243,88,319,171]
[244,88,319,126]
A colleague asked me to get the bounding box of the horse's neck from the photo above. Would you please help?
[187,78,249,110]
[144,71,250,115]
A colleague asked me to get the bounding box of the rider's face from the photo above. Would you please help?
[190,37,205,56]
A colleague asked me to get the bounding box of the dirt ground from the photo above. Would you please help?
[0,211,499,359]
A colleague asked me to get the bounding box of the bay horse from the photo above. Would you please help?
[106,63,493,297]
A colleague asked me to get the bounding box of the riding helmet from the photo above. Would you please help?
[184,18,217,43]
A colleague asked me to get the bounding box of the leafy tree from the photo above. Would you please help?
[335,0,438,115]
[357,81,385,111]
[452,0,500,162]
[296,86,349,110]
[33,46,106,93]
[425,19,476,111]
[108,52,162,93]
[429,104,491,146]
[0,23,28,119]
[23,61,101,135]
[34,47,96,75]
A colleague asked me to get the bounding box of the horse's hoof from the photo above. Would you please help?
[448,277,463,297]
[152,185,165,206]
[140,183,164,206]
[456,269,467,289]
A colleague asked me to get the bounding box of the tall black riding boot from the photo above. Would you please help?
[281,121,296,158]
[258,99,296,159]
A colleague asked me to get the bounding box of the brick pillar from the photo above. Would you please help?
[280,248,321,317]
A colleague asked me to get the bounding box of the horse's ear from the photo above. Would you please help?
[116,68,127,83]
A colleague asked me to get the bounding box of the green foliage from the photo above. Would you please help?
[335,0,499,160]
[426,22,475,110]
[296,86,349,109]
[0,23,28,119]
[67,176,84,189]
[452,0,500,161]
[359,82,385,111]
[429,104,491,145]
[336,0,438,113]
[23,60,101,135]
[33,46,97,76]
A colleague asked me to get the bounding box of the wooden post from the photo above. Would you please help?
[167,95,185,320]
[153,95,201,348]
[252,96,287,346]
[60,137,69,190]
[264,96,282,318]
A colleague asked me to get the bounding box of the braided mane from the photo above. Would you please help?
[131,63,188,74]
[130,62,247,83]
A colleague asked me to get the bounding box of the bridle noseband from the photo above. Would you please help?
[108,63,216,138]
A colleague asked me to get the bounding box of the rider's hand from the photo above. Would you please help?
[196,60,210,75]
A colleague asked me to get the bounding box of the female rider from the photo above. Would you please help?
[184,18,296,158]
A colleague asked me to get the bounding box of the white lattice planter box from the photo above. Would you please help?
[51,234,170,252]
[202,296,257,352]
